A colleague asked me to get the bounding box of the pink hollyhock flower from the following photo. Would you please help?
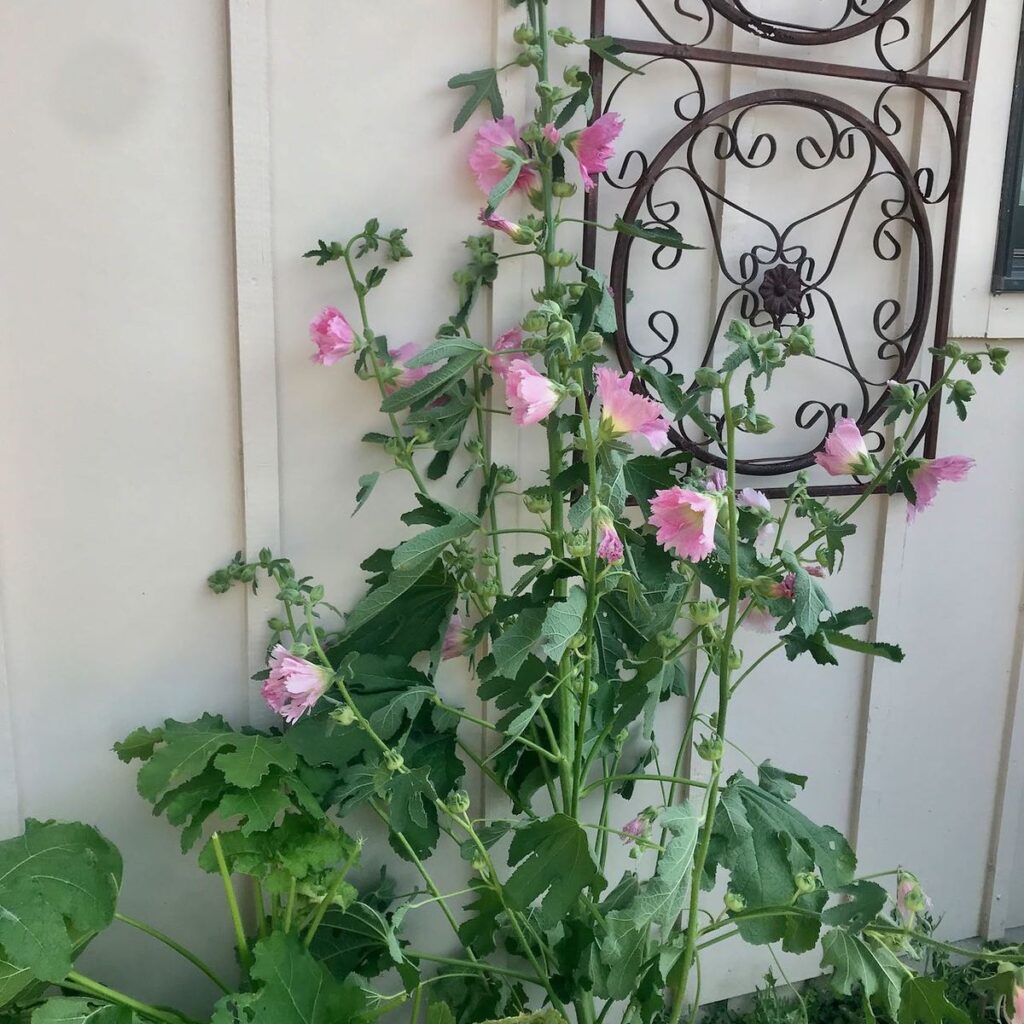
[740,599,776,634]
[309,307,355,366]
[542,123,560,146]
[649,487,719,562]
[737,488,771,512]
[570,112,624,191]
[469,117,540,196]
[383,343,429,394]
[597,522,625,563]
[489,327,525,379]
[505,359,561,425]
[895,870,930,924]
[769,573,797,600]
[442,612,470,661]
[262,645,331,724]
[621,816,650,845]
[596,368,671,452]
[479,209,530,243]
[1007,983,1024,1024]
[707,468,727,492]
[906,455,974,522]
[814,417,872,476]
[755,521,777,555]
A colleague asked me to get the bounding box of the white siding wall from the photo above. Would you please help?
[0,0,1021,1011]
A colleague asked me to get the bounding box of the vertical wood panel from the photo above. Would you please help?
[0,575,19,836]
[228,0,281,719]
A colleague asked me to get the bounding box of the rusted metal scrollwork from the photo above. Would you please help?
[583,0,986,495]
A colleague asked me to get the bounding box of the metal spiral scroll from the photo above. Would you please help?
[584,0,985,489]
[608,90,933,476]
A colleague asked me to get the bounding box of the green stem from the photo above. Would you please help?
[438,699,563,763]
[410,985,424,1024]
[408,951,540,985]
[304,845,360,947]
[581,773,709,797]
[113,912,230,994]
[253,879,268,939]
[669,374,742,1024]
[210,832,251,972]
[867,926,1024,964]
[63,972,198,1024]
[283,877,297,934]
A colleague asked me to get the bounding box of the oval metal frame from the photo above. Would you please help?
[706,0,914,46]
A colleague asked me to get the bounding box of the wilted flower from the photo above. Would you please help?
[309,307,355,366]
[569,112,624,191]
[769,573,797,600]
[649,487,719,562]
[621,816,650,845]
[478,209,532,243]
[469,117,539,196]
[596,368,670,452]
[505,359,561,425]
[489,327,525,379]
[814,417,873,476]
[597,521,624,563]
[262,645,331,724]
[906,455,974,522]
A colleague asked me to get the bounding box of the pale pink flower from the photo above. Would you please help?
[479,209,529,243]
[621,816,649,845]
[597,522,624,563]
[442,612,470,661]
[737,488,771,512]
[649,487,719,562]
[707,468,727,492]
[542,123,561,146]
[309,307,355,366]
[1006,983,1024,1024]
[906,455,974,522]
[740,599,775,634]
[383,343,429,394]
[570,112,624,191]
[806,564,827,578]
[814,417,871,476]
[490,328,525,379]
[755,522,777,555]
[262,645,331,724]
[596,368,671,452]
[505,359,561,426]
[469,117,540,196]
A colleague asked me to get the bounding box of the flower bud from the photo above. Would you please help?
[523,487,552,515]
[551,26,577,46]
[258,547,273,565]
[290,642,311,657]
[446,789,471,815]
[496,465,518,485]
[689,600,720,626]
[965,354,983,374]
[552,180,578,199]
[694,367,722,390]
[471,857,489,878]
[567,530,590,558]
[988,345,1009,375]
[727,645,742,671]
[515,45,543,67]
[724,890,746,913]
[696,735,724,762]
[579,331,604,354]
[794,871,818,895]
[952,378,976,401]
[656,631,678,654]
[545,249,576,269]
[563,65,583,86]
[567,632,587,651]
[481,551,498,567]
[384,750,405,773]
[785,325,815,357]
[331,706,357,727]
[512,23,536,44]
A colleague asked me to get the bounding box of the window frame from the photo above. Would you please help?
[993,16,1024,293]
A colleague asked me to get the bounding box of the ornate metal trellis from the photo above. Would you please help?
[582,0,986,495]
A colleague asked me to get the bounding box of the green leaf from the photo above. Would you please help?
[826,631,905,663]
[504,814,603,929]
[488,607,547,680]
[0,820,122,987]
[541,587,587,662]
[353,472,379,516]
[213,933,369,1024]
[134,714,236,801]
[427,1005,457,1024]
[486,148,526,212]
[217,779,292,834]
[214,735,298,789]
[112,726,163,764]
[380,349,482,413]
[392,505,480,574]
[583,37,644,74]
[31,998,132,1024]
[821,928,906,1019]
[613,217,698,250]
[387,768,440,859]
[897,978,971,1024]
[793,566,831,637]
[447,68,504,132]
[821,880,888,932]
[312,901,408,982]
[405,338,483,368]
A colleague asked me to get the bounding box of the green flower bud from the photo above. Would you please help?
[522,310,548,332]
[579,331,604,354]
[565,282,587,299]
[689,600,720,626]
[794,871,818,895]
[563,64,583,86]
[412,426,431,444]
[694,367,722,390]
[268,617,287,632]
[258,547,273,565]
[724,890,747,913]
[471,857,489,877]
[566,530,590,558]
[515,45,543,67]
[481,551,499,567]
[656,631,678,654]
[952,378,976,401]
[988,345,1009,374]
[551,26,576,46]
[943,340,963,360]
[785,325,815,357]
[384,750,405,773]
[545,248,576,269]
[290,642,311,657]
[512,23,536,44]
[696,735,724,762]
[523,487,552,515]
[384,436,404,456]
[567,632,587,651]
[331,706,357,727]
[727,645,742,671]
[965,354,983,374]
[552,180,577,199]
[496,465,518,485]
[446,789,471,815]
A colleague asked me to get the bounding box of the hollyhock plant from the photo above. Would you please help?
[569,111,624,191]
[489,326,525,378]
[442,612,470,661]
[814,416,874,476]
[596,521,624,563]
[309,306,355,366]
[505,358,561,425]
[906,455,974,521]
[596,367,670,451]
[649,486,719,562]
[479,209,531,243]
[469,116,540,196]
[262,645,331,724]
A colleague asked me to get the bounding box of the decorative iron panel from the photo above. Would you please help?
[582,0,986,496]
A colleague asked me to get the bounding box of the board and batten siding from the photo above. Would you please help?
[0,0,1021,1011]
